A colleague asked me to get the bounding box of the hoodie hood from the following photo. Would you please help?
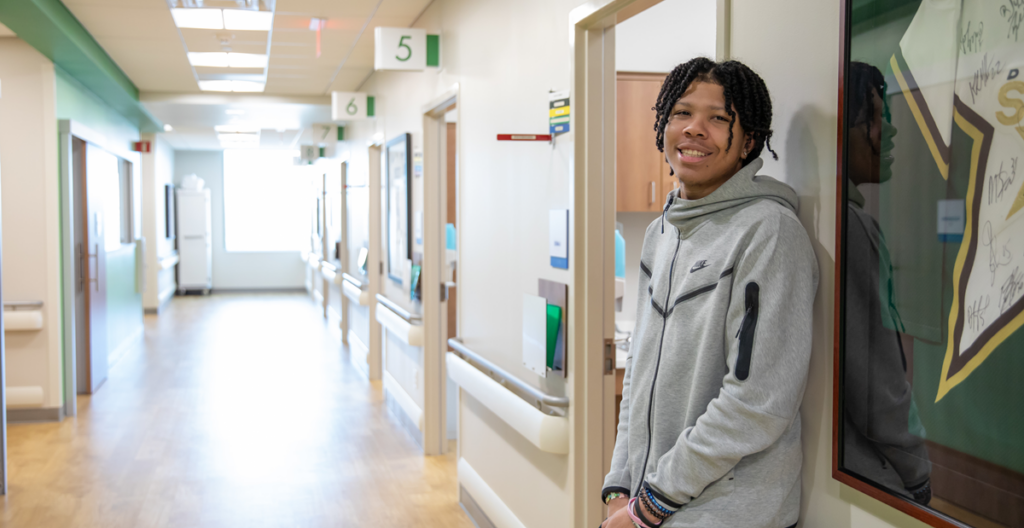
[662,158,799,237]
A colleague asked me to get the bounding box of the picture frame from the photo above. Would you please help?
[164,183,175,239]
[834,1,1024,527]
[385,132,412,285]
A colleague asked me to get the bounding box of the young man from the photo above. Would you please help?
[601,58,818,528]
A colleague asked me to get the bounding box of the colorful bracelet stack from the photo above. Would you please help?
[603,491,626,505]
[624,484,680,528]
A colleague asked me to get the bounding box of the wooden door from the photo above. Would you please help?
[81,143,111,393]
[616,72,672,212]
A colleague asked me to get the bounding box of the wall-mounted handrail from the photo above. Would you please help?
[448,338,569,409]
[376,296,423,347]
[447,352,569,454]
[342,273,365,289]
[4,301,43,311]
[320,261,338,274]
[375,294,421,322]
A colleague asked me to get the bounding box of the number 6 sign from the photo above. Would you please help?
[330,92,374,121]
[374,27,434,71]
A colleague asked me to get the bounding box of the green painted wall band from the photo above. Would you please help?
[427,35,440,67]
[0,0,162,132]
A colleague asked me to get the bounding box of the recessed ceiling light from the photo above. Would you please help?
[171,8,223,30]
[223,10,273,31]
[215,125,260,133]
[163,124,174,132]
[188,52,267,68]
[199,80,266,93]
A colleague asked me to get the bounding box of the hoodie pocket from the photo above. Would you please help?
[735,282,759,381]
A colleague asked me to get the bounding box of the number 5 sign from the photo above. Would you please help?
[373,27,440,71]
[331,92,374,121]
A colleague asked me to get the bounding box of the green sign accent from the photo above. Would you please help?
[367,96,375,117]
[319,146,326,158]
[427,34,440,67]
[337,126,345,141]
[0,0,163,132]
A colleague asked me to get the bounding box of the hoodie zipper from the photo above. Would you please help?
[634,237,682,497]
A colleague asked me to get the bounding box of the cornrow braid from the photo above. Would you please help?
[653,58,778,167]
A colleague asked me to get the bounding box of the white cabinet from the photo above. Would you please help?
[176,189,212,292]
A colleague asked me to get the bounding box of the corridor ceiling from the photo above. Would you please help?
[57,0,432,149]
[62,0,433,96]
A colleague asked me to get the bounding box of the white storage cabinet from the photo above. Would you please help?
[176,188,212,293]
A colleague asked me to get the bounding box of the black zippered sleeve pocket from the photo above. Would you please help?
[735,282,760,381]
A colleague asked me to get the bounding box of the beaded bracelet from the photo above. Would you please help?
[639,491,670,521]
[643,487,674,517]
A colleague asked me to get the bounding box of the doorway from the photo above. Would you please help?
[421,85,459,456]
[570,0,725,525]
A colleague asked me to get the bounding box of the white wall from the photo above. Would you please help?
[0,38,62,409]
[337,0,578,525]
[730,1,929,527]
[142,134,176,311]
[616,0,716,73]
[173,150,305,290]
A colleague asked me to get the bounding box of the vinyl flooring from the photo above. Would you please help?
[0,293,473,528]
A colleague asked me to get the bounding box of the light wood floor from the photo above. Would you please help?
[0,293,473,528]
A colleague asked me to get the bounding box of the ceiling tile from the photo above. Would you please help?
[64,6,180,40]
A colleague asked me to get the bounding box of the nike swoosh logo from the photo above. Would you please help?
[690,262,709,273]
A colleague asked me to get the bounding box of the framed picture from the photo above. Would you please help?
[834,1,1024,527]
[386,133,412,285]
[165,184,175,239]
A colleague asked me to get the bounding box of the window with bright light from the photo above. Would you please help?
[223,149,309,252]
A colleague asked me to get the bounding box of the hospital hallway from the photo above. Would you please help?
[0,293,472,528]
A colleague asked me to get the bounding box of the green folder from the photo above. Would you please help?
[546,304,562,369]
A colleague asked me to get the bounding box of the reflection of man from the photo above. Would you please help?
[844,62,932,505]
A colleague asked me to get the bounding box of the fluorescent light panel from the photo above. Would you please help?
[198,80,265,92]
[171,9,273,31]
[171,8,223,29]
[223,10,273,31]
[188,52,268,68]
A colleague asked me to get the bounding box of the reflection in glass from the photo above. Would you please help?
[841,1,1024,526]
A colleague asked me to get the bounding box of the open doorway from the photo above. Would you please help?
[421,85,458,456]
[570,1,725,524]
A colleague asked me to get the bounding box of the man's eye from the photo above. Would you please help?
[674,110,689,116]
[713,115,729,122]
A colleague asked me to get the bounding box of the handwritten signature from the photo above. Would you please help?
[967,295,990,331]
[961,20,984,53]
[969,53,1004,104]
[988,157,1019,205]
[1000,267,1024,313]
[982,221,1013,285]
[1003,0,1024,41]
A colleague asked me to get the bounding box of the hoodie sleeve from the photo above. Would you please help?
[643,213,818,507]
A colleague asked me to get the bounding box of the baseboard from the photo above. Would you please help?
[108,326,144,369]
[348,330,370,379]
[7,407,62,423]
[144,285,178,314]
[457,458,526,528]
[460,485,498,528]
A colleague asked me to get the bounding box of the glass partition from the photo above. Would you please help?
[837,1,1024,526]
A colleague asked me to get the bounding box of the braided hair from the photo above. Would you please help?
[654,57,777,167]
[848,61,889,140]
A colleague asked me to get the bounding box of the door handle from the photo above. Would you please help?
[88,244,99,292]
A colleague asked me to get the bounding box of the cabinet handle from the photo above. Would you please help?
[650,181,656,205]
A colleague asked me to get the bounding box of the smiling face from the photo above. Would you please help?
[664,81,754,200]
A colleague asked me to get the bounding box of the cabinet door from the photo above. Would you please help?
[616,74,666,212]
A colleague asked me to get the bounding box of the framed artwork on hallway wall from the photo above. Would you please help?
[386,133,412,285]
[833,0,1024,527]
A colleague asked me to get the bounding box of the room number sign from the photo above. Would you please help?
[331,92,371,120]
[374,27,427,70]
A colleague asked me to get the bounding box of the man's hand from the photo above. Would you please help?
[601,498,631,528]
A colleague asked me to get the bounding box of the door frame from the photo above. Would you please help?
[367,144,384,381]
[568,1,729,525]
[58,120,141,414]
[422,83,459,456]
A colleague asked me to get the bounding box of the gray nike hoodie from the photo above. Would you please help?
[603,158,818,527]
